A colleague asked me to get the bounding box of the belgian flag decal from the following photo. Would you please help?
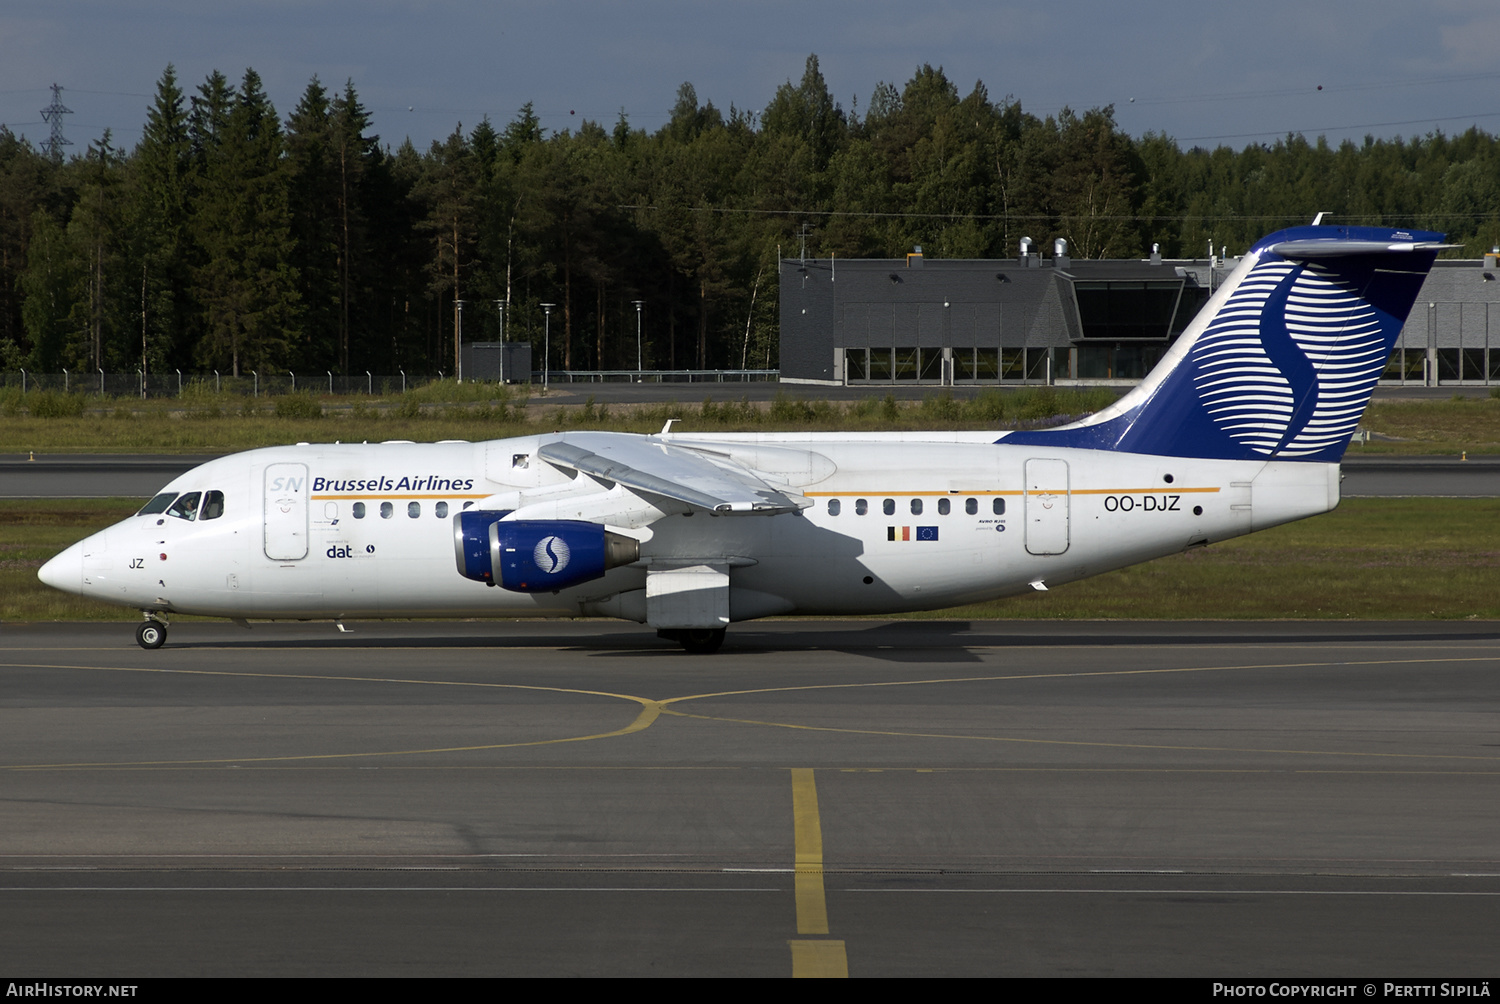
[888,526,939,541]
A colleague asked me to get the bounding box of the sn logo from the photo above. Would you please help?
[326,544,354,559]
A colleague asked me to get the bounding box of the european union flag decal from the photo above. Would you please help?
[916,526,939,541]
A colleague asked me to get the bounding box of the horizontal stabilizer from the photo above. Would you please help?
[1266,238,1460,258]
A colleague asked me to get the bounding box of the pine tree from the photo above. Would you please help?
[285,76,340,370]
[191,68,301,376]
[130,65,195,373]
[0,127,58,362]
[414,126,477,376]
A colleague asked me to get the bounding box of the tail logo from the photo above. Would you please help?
[534,535,571,574]
[1191,259,1385,457]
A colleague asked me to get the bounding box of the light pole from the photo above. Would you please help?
[455,299,466,382]
[632,299,644,381]
[494,300,505,342]
[540,303,556,389]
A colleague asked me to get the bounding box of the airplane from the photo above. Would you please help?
[39,223,1449,653]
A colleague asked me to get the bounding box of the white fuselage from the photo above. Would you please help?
[42,432,1339,623]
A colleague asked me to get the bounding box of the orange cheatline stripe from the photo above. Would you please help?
[310,494,491,500]
[1073,487,1220,495]
[807,487,1220,497]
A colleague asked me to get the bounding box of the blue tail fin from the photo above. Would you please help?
[1002,225,1450,461]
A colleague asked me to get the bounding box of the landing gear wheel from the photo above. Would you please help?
[677,628,725,655]
[135,620,167,650]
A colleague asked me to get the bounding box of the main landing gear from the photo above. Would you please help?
[658,627,726,654]
[135,616,168,650]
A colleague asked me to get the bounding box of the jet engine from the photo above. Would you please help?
[453,511,639,592]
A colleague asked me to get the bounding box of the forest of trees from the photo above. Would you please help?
[3,56,1498,379]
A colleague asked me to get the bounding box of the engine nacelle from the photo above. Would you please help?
[453,512,639,592]
[453,509,514,584]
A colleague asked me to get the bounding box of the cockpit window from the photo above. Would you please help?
[139,492,177,515]
[201,491,225,520]
[167,492,201,521]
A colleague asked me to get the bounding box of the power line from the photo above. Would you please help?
[1130,70,1500,108]
[620,204,1500,223]
[1180,110,1500,143]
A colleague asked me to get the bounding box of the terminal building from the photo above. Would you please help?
[778,241,1500,387]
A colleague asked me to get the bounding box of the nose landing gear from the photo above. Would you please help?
[135,616,168,650]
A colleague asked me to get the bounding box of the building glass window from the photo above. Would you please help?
[919,348,943,381]
[1001,348,1026,380]
[1074,280,1184,340]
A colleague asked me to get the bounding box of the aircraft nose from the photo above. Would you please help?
[38,540,85,595]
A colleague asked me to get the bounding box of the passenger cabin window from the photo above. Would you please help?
[855,499,868,515]
[435,502,449,518]
[408,501,421,518]
[352,502,366,519]
[993,498,1006,515]
[883,499,895,516]
[965,498,978,515]
[910,498,923,515]
[938,498,950,515]
[167,492,201,521]
[827,499,841,516]
[201,491,225,520]
[380,502,393,519]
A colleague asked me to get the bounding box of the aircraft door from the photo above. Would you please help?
[263,462,310,560]
[1024,458,1070,555]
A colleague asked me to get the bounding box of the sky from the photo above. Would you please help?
[4,1,1500,157]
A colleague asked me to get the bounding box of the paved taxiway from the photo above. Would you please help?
[2,619,1498,976]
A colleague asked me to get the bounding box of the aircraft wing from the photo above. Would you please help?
[537,433,811,515]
